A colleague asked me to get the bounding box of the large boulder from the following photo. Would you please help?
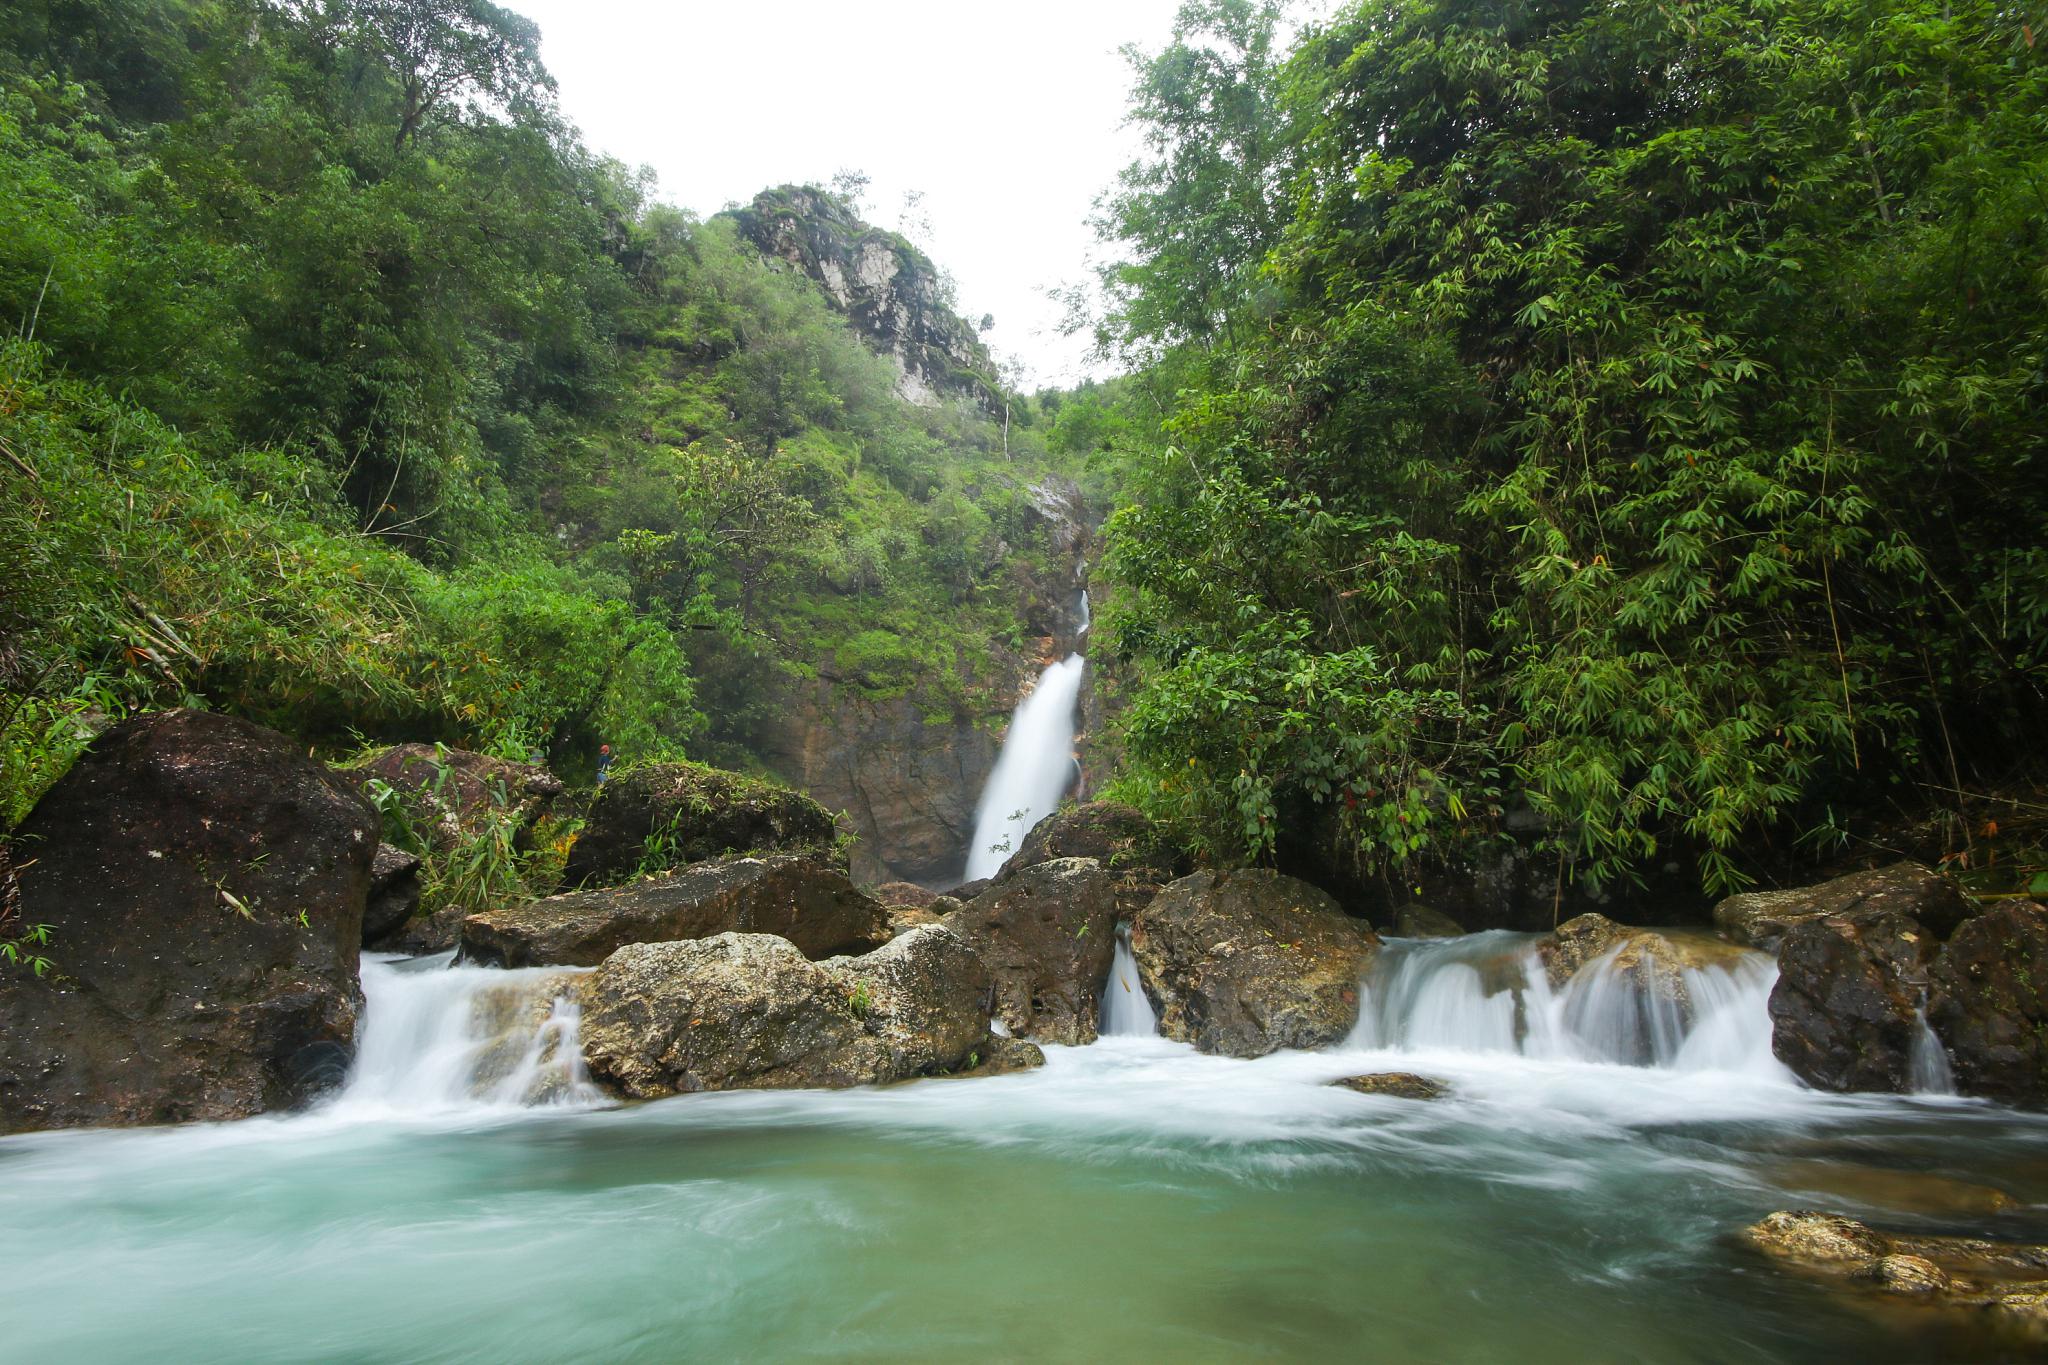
[0,710,376,1133]
[577,925,994,1098]
[560,762,836,889]
[1129,869,1378,1057]
[1768,910,1941,1093]
[1715,863,1970,951]
[460,853,888,969]
[356,743,562,852]
[942,857,1119,1045]
[992,801,1184,918]
[1929,903,2048,1106]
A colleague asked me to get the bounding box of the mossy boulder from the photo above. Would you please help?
[561,762,836,889]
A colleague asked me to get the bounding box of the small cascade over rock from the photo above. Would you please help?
[1349,931,1790,1075]
[331,954,603,1116]
[965,654,1087,881]
[1099,928,1158,1037]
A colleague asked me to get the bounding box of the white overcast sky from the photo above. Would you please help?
[507,0,1194,388]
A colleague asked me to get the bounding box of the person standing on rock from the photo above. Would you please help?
[596,744,613,786]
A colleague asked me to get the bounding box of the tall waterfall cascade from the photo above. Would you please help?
[964,653,1087,881]
[330,954,604,1116]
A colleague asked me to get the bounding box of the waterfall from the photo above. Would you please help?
[1076,588,1091,636]
[329,954,604,1116]
[1099,929,1158,1037]
[1347,932,1789,1076]
[1909,1006,1956,1095]
[965,654,1087,880]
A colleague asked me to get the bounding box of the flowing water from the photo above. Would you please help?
[6,939,2048,1362]
[963,652,1087,880]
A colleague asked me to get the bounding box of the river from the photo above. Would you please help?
[5,937,2046,1361]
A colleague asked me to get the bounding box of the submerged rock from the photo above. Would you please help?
[1391,904,1466,939]
[1535,914,1749,1038]
[942,857,1119,1045]
[1768,910,1940,1093]
[461,853,889,969]
[1741,1210,2048,1339]
[1715,863,1970,951]
[577,925,992,1098]
[561,762,836,890]
[1762,1158,2017,1219]
[1928,902,2048,1107]
[1331,1073,1448,1100]
[1129,869,1378,1058]
[0,709,376,1133]
[356,743,562,852]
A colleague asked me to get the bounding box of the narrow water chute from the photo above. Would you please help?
[1099,929,1158,1038]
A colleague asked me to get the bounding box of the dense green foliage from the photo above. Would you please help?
[0,0,1064,826]
[1092,0,2048,892]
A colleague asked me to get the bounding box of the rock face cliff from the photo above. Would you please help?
[728,185,998,411]
[757,475,1096,890]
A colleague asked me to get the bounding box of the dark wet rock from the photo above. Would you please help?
[1928,902,2048,1106]
[1715,863,1970,951]
[1331,1072,1448,1100]
[948,1035,1047,1078]
[875,880,938,908]
[950,876,993,903]
[360,843,423,947]
[0,709,376,1133]
[993,802,1184,916]
[461,853,888,969]
[1392,903,1466,939]
[1768,910,1940,1093]
[1129,869,1378,1058]
[577,925,993,1098]
[884,905,944,939]
[561,762,836,890]
[357,743,561,852]
[942,857,1119,1045]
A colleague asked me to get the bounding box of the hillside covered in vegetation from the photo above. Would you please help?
[1081,0,2048,907]
[0,0,1093,841]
